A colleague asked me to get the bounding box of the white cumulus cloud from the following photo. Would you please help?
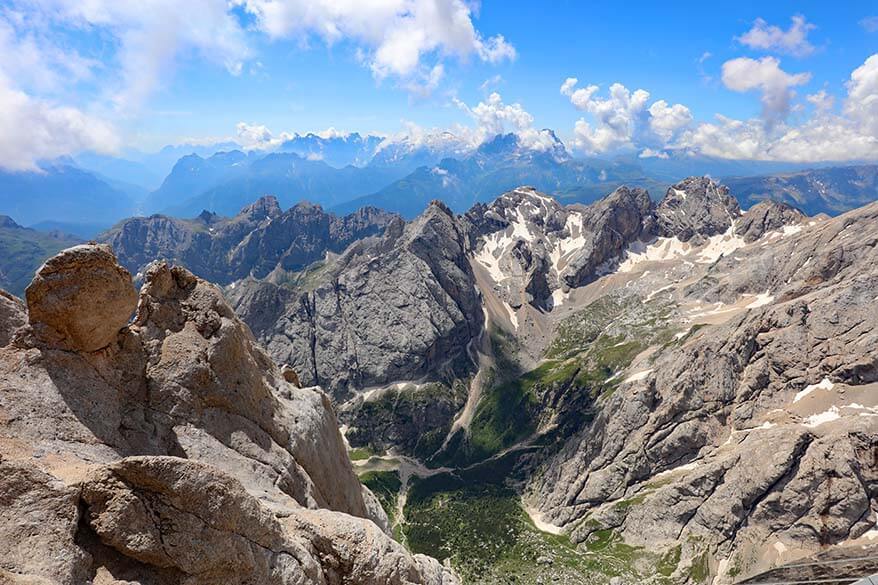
[0,74,119,171]
[678,53,878,162]
[560,78,691,154]
[736,15,816,57]
[16,0,251,111]
[563,53,878,163]
[721,57,811,123]
[844,54,878,138]
[238,0,514,93]
[454,91,560,152]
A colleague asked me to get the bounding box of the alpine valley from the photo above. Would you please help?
[2,165,873,584]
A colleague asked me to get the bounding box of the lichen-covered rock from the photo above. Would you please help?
[24,244,137,352]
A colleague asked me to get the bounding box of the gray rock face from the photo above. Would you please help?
[0,245,456,585]
[0,290,25,346]
[465,186,655,310]
[735,199,806,242]
[562,186,656,288]
[525,202,878,583]
[102,196,397,285]
[232,201,484,395]
[656,176,741,243]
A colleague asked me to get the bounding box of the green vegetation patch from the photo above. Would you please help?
[439,358,579,467]
[348,380,467,462]
[403,474,675,585]
[0,226,80,296]
[348,446,377,461]
[359,469,402,528]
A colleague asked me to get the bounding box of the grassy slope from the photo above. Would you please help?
[0,226,81,296]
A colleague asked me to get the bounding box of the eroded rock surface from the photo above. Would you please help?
[101,196,397,285]
[524,202,878,583]
[24,244,137,351]
[0,290,25,346]
[656,176,741,243]
[0,244,456,585]
[230,201,483,395]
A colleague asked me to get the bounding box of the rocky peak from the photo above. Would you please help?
[0,214,20,228]
[427,198,454,217]
[484,186,566,232]
[232,199,482,394]
[736,199,807,242]
[657,176,741,242]
[560,186,656,287]
[102,197,398,285]
[196,209,219,225]
[239,194,282,220]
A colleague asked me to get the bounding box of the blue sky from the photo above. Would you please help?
[1,0,877,169]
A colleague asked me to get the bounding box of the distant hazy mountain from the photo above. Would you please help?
[723,165,878,216]
[152,151,411,218]
[144,150,252,214]
[0,215,81,295]
[369,131,472,174]
[0,161,136,228]
[633,151,825,182]
[28,220,109,239]
[334,133,662,218]
[278,132,383,168]
[73,152,166,192]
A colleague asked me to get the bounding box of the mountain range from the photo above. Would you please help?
[2,131,876,233]
[2,175,877,584]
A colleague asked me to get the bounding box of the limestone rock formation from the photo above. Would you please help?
[735,199,807,242]
[524,202,878,583]
[0,290,25,346]
[230,201,484,395]
[24,244,137,352]
[656,176,741,243]
[464,186,656,311]
[101,196,398,285]
[0,244,456,585]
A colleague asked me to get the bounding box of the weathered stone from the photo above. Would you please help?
[656,176,741,243]
[281,365,301,387]
[0,290,25,347]
[24,244,137,352]
[232,201,483,395]
[0,251,457,585]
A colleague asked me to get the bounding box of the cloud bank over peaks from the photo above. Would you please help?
[454,91,565,152]
[560,78,691,155]
[562,52,878,163]
[0,73,119,172]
